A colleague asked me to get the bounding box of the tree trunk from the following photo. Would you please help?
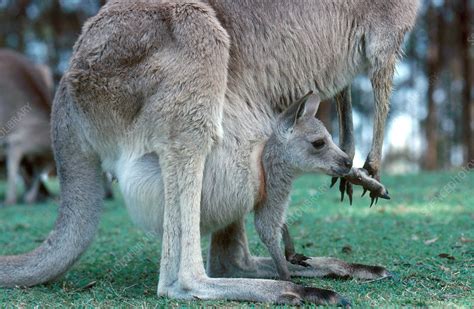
[423,4,441,170]
[460,0,473,166]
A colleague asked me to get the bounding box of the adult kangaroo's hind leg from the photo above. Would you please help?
[155,3,347,305]
[0,80,104,287]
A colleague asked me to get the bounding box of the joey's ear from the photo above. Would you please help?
[280,91,320,132]
[302,93,321,117]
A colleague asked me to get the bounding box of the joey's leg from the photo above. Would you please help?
[330,87,355,204]
[364,60,396,205]
[282,224,310,267]
[255,200,292,281]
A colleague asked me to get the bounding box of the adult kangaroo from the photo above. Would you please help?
[0,0,419,305]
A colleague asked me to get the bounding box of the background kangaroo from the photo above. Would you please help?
[0,49,113,205]
[0,0,419,305]
[0,49,54,205]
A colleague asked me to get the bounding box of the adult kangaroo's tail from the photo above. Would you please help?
[0,80,104,287]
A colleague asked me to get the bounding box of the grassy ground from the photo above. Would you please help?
[0,171,473,307]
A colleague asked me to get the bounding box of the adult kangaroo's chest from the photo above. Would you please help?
[209,0,367,108]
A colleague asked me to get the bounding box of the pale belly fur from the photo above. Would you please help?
[113,144,259,237]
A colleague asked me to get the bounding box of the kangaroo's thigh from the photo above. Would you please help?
[143,4,346,305]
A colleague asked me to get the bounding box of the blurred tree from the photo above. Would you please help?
[0,0,105,82]
[423,2,441,170]
[459,0,473,165]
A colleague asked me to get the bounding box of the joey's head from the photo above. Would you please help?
[267,92,352,177]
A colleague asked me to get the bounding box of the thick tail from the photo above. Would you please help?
[0,80,104,287]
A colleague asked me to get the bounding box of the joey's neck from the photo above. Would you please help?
[257,139,297,206]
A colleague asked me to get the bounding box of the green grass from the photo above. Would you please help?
[0,171,473,307]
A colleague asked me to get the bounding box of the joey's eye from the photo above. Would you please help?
[311,139,325,149]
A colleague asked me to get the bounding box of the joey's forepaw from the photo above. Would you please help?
[287,253,311,267]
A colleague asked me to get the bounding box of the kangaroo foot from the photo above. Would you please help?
[287,286,351,307]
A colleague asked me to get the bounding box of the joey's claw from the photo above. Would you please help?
[288,253,311,267]
[330,177,338,188]
[361,187,368,197]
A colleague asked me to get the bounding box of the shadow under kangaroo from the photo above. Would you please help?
[0,0,419,305]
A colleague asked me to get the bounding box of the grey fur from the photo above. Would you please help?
[0,49,54,205]
[255,94,389,281]
[0,0,419,305]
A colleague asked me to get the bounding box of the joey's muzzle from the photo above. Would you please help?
[330,155,352,177]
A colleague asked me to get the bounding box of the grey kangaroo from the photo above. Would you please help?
[0,49,54,205]
[0,0,419,305]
